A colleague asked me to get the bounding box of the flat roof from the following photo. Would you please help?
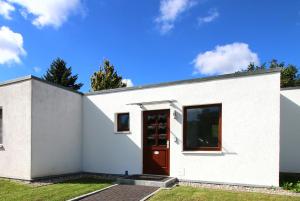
[85,68,282,96]
[0,75,32,87]
[0,68,282,96]
[0,75,83,95]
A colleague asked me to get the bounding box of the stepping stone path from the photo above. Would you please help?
[79,184,159,201]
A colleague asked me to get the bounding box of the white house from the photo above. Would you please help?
[0,68,299,187]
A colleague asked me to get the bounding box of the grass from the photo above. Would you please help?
[0,178,112,201]
[150,186,300,201]
[1,176,300,201]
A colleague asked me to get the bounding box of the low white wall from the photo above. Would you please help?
[31,79,82,178]
[280,88,300,173]
[0,80,32,180]
[83,72,280,187]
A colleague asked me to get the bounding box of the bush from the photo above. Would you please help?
[294,182,300,192]
[282,181,300,192]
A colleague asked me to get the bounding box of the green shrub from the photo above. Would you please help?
[282,181,300,192]
[293,181,300,192]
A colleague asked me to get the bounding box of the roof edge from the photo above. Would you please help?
[31,76,84,95]
[0,68,281,96]
[0,75,32,87]
[85,68,282,96]
[281,86,300,91]
[0,75,83,95]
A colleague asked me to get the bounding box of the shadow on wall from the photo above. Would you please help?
[280,95,300,173]
[83,97,142,175]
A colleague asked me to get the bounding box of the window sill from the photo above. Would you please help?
[182,150,223,154]
[115,131,131,134]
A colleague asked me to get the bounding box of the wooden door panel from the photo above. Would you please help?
[152,150,167,167]
[143,150,168,175]
[143,110,170,175]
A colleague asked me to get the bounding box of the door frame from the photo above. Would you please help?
[142,109,170,176]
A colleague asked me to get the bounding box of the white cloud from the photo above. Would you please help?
[0,0,15,20]
[33,66,41,73]
[156,0,196,34]
[122,79,134,87]
[0,26,26,65]
[198,8,219,24]
[7,0,83,28]
[193,43,260,75]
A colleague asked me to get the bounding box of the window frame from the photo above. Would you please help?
[117,113,130,132]
[183,103,222,151]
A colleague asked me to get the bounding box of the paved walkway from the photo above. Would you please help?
[79,185,159,201]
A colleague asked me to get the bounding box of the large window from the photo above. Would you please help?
[117,113,130,132]
[0,108,2,145]
[183,104,222,151]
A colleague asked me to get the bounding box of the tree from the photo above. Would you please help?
[281,65,299,87]
[269,59,284,69]
[43,58,83,91]
[246,62,266,71]
[91,59,126,91]
[245,59,300,88]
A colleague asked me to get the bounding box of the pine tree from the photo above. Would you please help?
[43,58,83,91]
[91,59,126,91]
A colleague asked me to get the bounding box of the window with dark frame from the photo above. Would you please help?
[183,104,222,151]
[0,108,2,145]
[117,113,130,132]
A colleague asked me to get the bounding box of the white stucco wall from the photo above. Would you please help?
[0,80,32,180]
[31,79,82,178]
[83,72,280,187]
[280,88,300,173]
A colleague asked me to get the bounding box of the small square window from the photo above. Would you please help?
[117,113,130,132]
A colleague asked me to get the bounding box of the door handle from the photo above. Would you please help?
[167,140,170,149]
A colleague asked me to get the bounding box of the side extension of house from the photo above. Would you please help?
[280,87,300,174]
[0,76,83,180]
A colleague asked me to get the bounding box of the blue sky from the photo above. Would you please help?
[0,0,299,92]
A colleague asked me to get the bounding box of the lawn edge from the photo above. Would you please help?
[179,182,300,197]
[66,184,118,201]
[178,185,300,197]
[139,187,162,201]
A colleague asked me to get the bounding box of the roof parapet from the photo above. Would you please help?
[0,68,282,96]
[86,68,282,96]
[0,75,83,95]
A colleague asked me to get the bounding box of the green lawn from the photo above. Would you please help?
[2,178,300,201]
[0,178,112,201]
[150,186,300,201]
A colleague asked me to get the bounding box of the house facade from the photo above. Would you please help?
[0,68,299,187]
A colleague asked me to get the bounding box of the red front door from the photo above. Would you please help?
[143,109,170,175]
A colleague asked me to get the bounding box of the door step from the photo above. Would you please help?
[117,174,177,188]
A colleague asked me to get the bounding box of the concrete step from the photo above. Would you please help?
[117,174,177,188]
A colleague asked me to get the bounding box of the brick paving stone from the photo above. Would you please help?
[80,184,159,201]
